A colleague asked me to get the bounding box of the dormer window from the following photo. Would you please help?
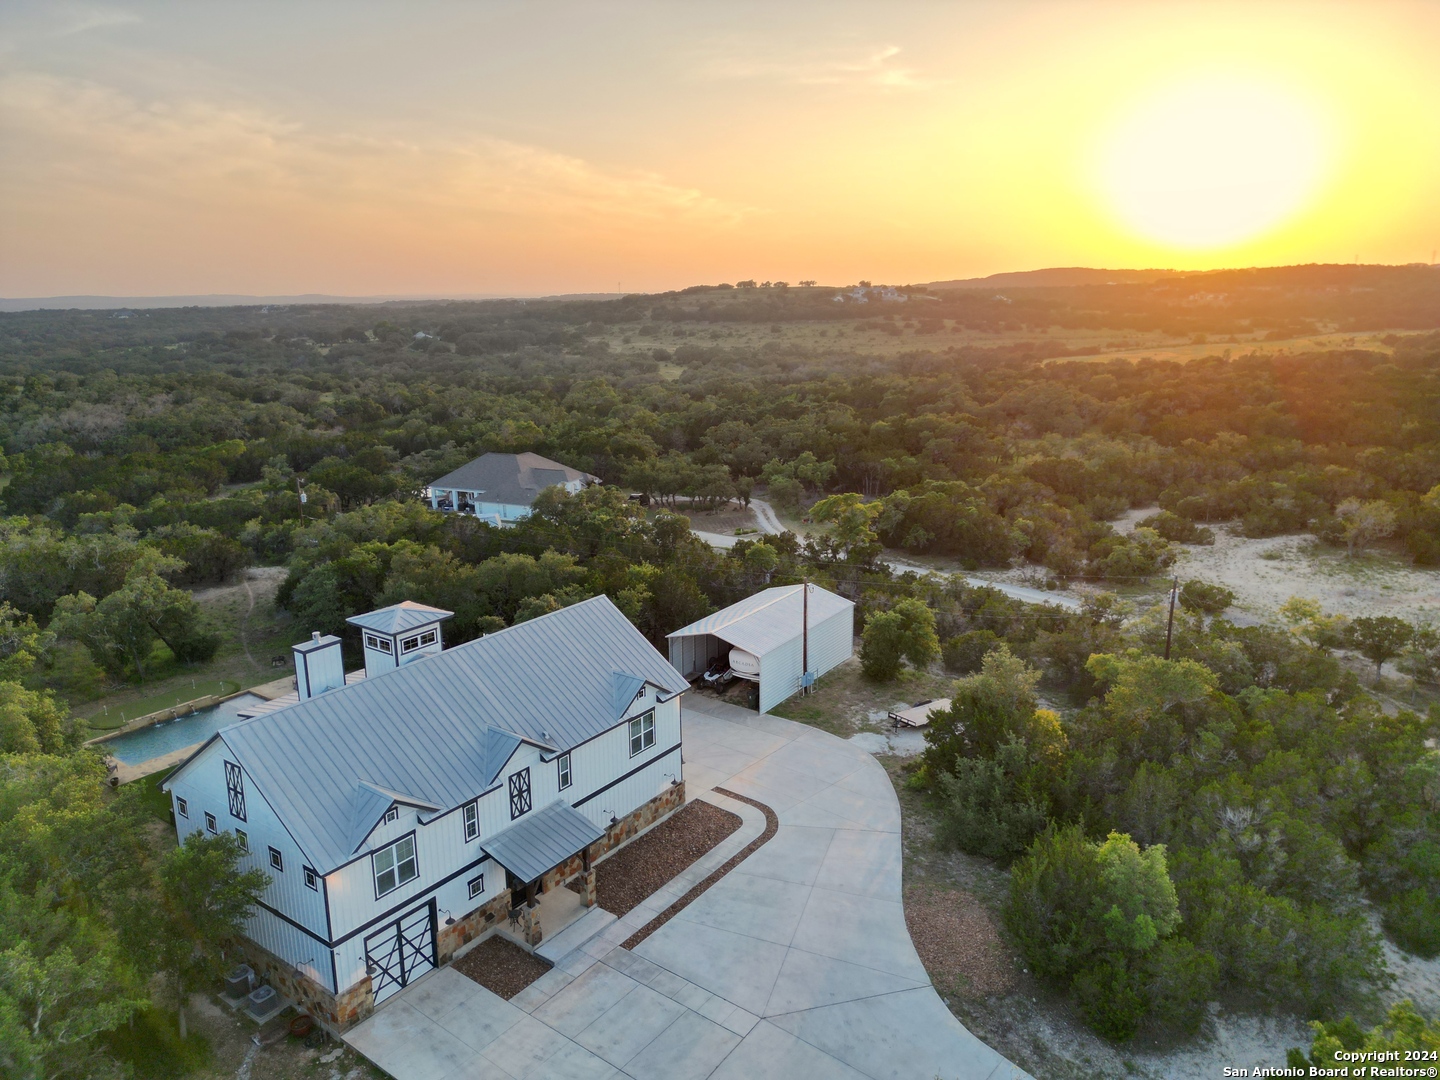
[365,634,393,654]
[401,629,438,654]
[384,806,399,825]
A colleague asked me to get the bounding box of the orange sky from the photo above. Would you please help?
[2,1,1438,297]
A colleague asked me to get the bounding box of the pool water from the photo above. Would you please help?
[99,693,268,765]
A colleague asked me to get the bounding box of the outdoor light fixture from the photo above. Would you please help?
[439,907,456,926]
[366,961,376,976]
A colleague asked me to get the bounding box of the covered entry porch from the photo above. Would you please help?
[482,799,606,950]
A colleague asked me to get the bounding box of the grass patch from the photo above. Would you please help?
[104,1007,211,1079]
[79,677,243,728]
[127,773,175,823]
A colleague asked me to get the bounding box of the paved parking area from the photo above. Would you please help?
[344,696,1029,1080]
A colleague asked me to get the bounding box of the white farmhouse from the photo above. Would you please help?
[162,596,688,1029]
[667,584,854,713]
[424,452,599,526]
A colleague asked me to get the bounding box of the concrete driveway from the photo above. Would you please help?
[344,696,1028,1080]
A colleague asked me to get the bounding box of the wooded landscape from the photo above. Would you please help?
[1,265,1439,1073]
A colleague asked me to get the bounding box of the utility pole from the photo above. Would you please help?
[295,476,307,522]
[1163,576,1178,660]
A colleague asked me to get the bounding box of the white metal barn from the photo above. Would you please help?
[667,584,854,713]
[162,596,689,1029]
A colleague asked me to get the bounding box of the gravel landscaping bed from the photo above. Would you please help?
[591,799,742,917]
[903,884,1017,998]
[622,788,778,950]
[452,935,552,1000]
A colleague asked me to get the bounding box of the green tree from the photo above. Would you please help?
[153,833,269,1040]
[1348,616,1413,683]
[1292,1000,1440,1072]
[1178,580,1235,617]
[860,598,939,681]
[1335,498,1397,557]
[810,492,882,563]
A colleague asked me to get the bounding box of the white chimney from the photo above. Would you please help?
[293,633,344,700]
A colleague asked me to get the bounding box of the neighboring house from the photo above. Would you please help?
[162,596,688,1028]
[667,584,854,713]
[424,452,600,526]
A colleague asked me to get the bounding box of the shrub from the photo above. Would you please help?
[942,629,1001,673]
[1138,511,1215,545]
[935,737,1050,859]
[1179,580,1235,616]
[1382,889,1440,959]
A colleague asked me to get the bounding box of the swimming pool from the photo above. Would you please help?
[99,693,268,765]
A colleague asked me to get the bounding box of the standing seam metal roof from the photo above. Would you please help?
[482,799,605,883]
[346,601,454,635]
[207,595,687,873]
[427,452,599,507]
[666,584,854,656]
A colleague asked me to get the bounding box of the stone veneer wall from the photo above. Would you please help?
[436,889,513,966]
[238,938,374,1030]
[242,781,689,1032]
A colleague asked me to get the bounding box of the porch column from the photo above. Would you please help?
[521,879,542,946]
[580,847,597,908]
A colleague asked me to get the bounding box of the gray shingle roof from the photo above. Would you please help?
[666,584,853,656]
[427,452,599,508]
[179,596,687,873]
[482,799,605,884]
[346,601,454,635]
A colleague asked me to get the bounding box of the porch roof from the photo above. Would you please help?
[482,799,605,885]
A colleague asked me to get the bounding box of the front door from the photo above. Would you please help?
[364,899,436,1004]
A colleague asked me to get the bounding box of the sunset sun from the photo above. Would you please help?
[1095,75,1333,250]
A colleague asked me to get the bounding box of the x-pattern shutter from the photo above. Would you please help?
[224,761,246,821]
[508,768,532,819]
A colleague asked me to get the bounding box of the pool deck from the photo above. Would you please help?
[104,673,299,784]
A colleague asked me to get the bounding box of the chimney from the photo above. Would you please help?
[293,633,344,701]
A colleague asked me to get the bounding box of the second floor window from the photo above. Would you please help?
[557,753,572,791]
[373,835,418,897]
[463,801,479,841]
[629,711,655,757]
[235,829,248,853]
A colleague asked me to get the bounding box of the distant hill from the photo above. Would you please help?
[925,267,1184,290]
[0,291,625,313]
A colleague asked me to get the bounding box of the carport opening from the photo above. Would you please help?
[682,631,759,712]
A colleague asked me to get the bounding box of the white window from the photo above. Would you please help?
[384,806,399,824]
[234,829,248,853]
[303,866,318,891]
[401,629,438,654]
[176,797,188,818]
[628,711,655,757]
[204,811,217,834]
[365,634,393,654]
[468,873,485,900]
[373,835,418,898]
[557,753,572,791]
[463,801,479,841]
[269,846,284,872]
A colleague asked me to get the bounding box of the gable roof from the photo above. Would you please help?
[169,595,686,874]
[427,452,600,508]
[666,584,854,656]
[346,601,454,636]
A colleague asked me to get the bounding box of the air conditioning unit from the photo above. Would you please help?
[247,985,278,1012]
[224,965,255,997]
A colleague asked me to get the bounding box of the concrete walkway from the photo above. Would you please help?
[344,696,1029,1080]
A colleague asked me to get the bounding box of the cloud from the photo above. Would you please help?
[697,43,932,90]
[52,4,140,36]
[0,72,750,231]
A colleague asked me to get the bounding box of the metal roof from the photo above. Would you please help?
[482,799,605,884]
[346,601,454,635]
[178,595,687,873]
[294,633,342,654]
[427,452,599,507]
[666,584,854,657]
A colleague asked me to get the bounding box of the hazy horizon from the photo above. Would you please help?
[3,1,1439,299]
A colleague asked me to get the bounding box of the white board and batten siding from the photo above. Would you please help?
[168,738,335,990]
[757,603,852,714]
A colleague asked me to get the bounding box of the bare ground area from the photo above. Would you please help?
[453,936,552,1000]
[587,799,742,916]
[176,991,386,1080]
[769,654,953,739]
